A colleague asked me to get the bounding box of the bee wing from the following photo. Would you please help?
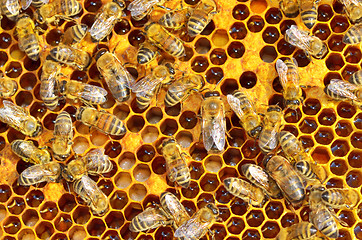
[40,75,57,99]
[131,74,160,98]
[74,175,107,206]
[20,0,31,10]
[227,93,255,119]
[168,79,197,93]
[174,216,208,239]
[285,25,310,50]
[89,13,117,40]
[202,106,226,152]
[5,0,20,15]
[275,59,289,89]
[111,53,134,88]
[0,100,27,127]
[20,163,57,185]
[85,149,111,174]
[127,0,159,18]
[80,84,107,103]
[328,79,358,100]
[129,206,170,232]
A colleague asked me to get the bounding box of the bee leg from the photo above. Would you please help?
[225,130,233,139]
[208,229,215,240]
[329,208,349,227]
[157,5,171,11]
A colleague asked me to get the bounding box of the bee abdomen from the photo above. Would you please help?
[108,76,130,102]
[295,160,316,179]
[301,7,318,29]
[343,24,362,44]
[59,0,82,16]
[11,140,30,160]
[258,130,278,153]
[137,48,156,64]
[349,70,362,85]
[187,13,207,37]
[136,94,152,109]
[321,189,344,205]
[97,113,126,136]
[165,90,183,107]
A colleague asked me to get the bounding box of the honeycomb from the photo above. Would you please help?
[0,0,361,238]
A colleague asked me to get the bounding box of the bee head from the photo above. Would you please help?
[112,0,125,9]
[285,99,300,109]
[94,48,108,61]
[61,167,74,182]
[204,91,220,98]
[206,203,219,215]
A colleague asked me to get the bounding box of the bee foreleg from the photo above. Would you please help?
[225,130,233,139]
[208,229,215,240]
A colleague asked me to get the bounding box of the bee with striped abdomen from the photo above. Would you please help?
[162,138,191,188]
[89,1,126,42]
[61,24,88,46]
[349,69,362,85]
[127,0,167,20]
[164,74,205,107]
[18,162,61,186]
[174,203,219,240]
[145,22,185,58]
[241,164,281,198]
[258,105,282,153]
[76,106,127,136]
[59,80,107,105]
[343,23,362,45]
[20,0,48,10]
[40,60,61,110]
[16,14,41,61]
[324,79,362,108]
[95,49,133,102]
[34,0,82,24]
[227,90,263,138]
[279,0,299,18]
[321,188,360,209]
[202,91,226,153]
[276,58,303,110]
[160,192,190,228]
[285,25,327,59]
[0,73,18,98]
[341,0,362,23]
[0,100,42,137]
[299,0,320,29]
[0,0,20,21]
[276,222,317,240]
[50,44,91,70]
[224,177,266,207]
[137,41,159,65]
[11,140,51,165]
[159,7,190,30]
[52,111,73,161]
[62,149,112,215]
[264,155,306,208]
[131,63,174,109]
[187,0,217,37]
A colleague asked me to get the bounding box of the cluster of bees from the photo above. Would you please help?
[0,0,361,238]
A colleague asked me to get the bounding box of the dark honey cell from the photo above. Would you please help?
[210,224,227,240]
[337,102,356,118]
[105,141,122,158]
[311,146,330,164]
[330,15,349,33]
[81,13,96,28]
[328,34,346,52]
[247,16,265,32]
[351,132,362,149]
[195,38,211,54]
[110,190,128,210]
[318,4,333,21]
[312,23,331,40]
[232,4,250,20]
[227,41,245,58]
[180,46,194,62]
[165,103,181,116]
[105,211,124,229]
[46,29,62,46]
[229,22,247,40]
[349,150,362,168]
[325,53,344,71]
[260,46,278,63]
[326,177,344,189]
[154,227,173,240]
[54,213,72,231]
[87,218,106,236]
[335,120,353,137]
[72,206,91,224]
[197,193,215,209]
[15,91,33,107]
[5,61,22,78]
[314,128,334,145]
[7,197,25,215]
[114,19,131,35]
[20,72,37,90]
[221,78,238,95]
[39,201,58,221]
[0,33,12,49]
[190,143,207,161]
[58,193,77,212]
[331,139,350,157]
[131,17,149,28]
[200,173,219,192]
[189,161,205,180]
[210,48,227,65]
[227,128,246,148]
[338,210,356,228]
[344,46,362,64]
[43,113,57,130]
[280,20,297,35]
[128,30,145,47]
[35,221,55,239]
[246,210,265,227]
[346,170,362,188]
[241,140,260,159]
[227,217,245,234]
[7,128,26,144]
[231,198,248,216]
[265,8,282,24]
[277,39,295,55]
[299,117,318,134]
[3,216,21,234]
[136,144,155,162]
[0,185,12,202]
[239,71,257,89]
[191,56,209,72]
[201,20,216,36]
[342,65,360,81]
[318,108,337,126]
[206,67,224,84]
[302,98,321,115]
[262,221,280,238]
[26,190,44,208]
[265,201,284,219]
[181,181,199,199]
[355,223,362,239]
[160,118,178,136]
[180,111,198,129]
[242,229,261,240]
[127,115,145,133]
[280,213,298,228]
[215,185,234,204]
[222,148,242,166]
[354,113,362,129]
[262,27,280,44]
[0,51,8,67]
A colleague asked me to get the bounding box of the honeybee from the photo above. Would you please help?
[62,149,112,215]
[0,73,18,98]
[160,192,190,228]
[227,90,262,138]
[18,162,61,186]
[95,49,133,102]
[187,0,217,37]
[202,91,226,153]
[129,205,173,232]
[349,69,362,85]
[61,24,88,46]
[89,1,126,42]
[164,74,205,107]
[279,131,308,163]
[0,0,20,21]
[159,8,190,30]
[49,44,91,70]
[276,58,303,110]
[341,0,362,23]
[285,25,327,59]
[276,222,317,240]
[20,0,48,10]
[127,0,166,20]
[258,105,282,153]
[309,185,339,239]
[40,60,61,110]
[162,138,191,188]
[52,111,73,161]
[34,0,82,24]
[241,164,281,199]
[324,79,362,108]
[343,23,362,45]
[174,203,219,240]
[59,80,107,105]
[144,22,185,58]
[264,155,306,208]
[300,0,320,29]
[76,106,127,136]
[223,177,266,207]
[131,64,174,109]
[16,14,41,61]
[321,188,360,209]
[11,140,51,165]
[279,0,299,18]
[0,100,42,137]
[137,41,159,65]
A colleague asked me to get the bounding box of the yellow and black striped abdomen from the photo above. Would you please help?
[300,1,318,29]
[163,34,185,57]
[166,156,190,188]
[96,113,126,136]
[136,92,154,109]
[57,0,82,16]
[187,10,208,37]
[164,89,186,107]
[343,23,362,45]
[1,0,20,21]
[105,67,130,102]
[279,131,302,159]
[137,46,157,64]
[295,160,317,180]
[21,34,40,61]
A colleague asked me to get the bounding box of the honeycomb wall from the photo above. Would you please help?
[0,0,361,239]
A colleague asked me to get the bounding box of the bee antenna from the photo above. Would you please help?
[212,79,223,91]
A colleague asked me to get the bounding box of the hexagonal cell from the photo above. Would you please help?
[355,223,362,239]
[39,201,58,220]
[189,161,204,180]
[262,221,280,238]
[3,216,21,234]
[204,156,222,173]
[179,111,198,129]
[215,185,234,204]
[326,53,345,71]
[239,71,257,89]
[141,126,159,143]
[0,184,11,202]
[342,65,359,81]
[205,67,224,84]
[338,229,352,240]
[242,229,261,240]
[22,209,39,227]
[354,113,362,129]
[51,233,67,240]
[346,170,362,188]
[284,108,302,123]
[223,148,242,166]
[58,193,77,212]
[104,142,121,158]
[72,206,91,225]
[227,217,245,234]
[150,156,165,175]
[200,173,219,192]
[337,102,357,119]
[348,150,362,169]
[35,221,55,239]
[54,213,72,231]
[351,132,362,149]
[87,218,106,237]
[127,115,145,133]
[328,34,346,52]
[145,107,163,124]
[195,37,211,54]
[241,140,260,159]
[72,136,89,155]
[293,49,311,67]
[331,139,350,157]
[136,144,155,162]
[259,46,277,63]
[0,33,12,49]
[318,108,337,126]
[191,56,209,73]
[247,16,265,33]
[210,223,227,240]
[114,172,132,189]
[330,159,348,176]
[262,26,280,44]
[210,48,227,65]
[104,211,124,230]
[181,181,200,199]
[190,143,208,161]
[97,179,114,196]
[265,7,282,24]
[231,198,248,216]
[339,210,356,227]
[69,226,87,240]
[280,20,297,35]
[330,15,349,33]
[312,23,331,40]
[118,152,136,170]
[265,201,284,219]
[277,39,295,55]
[7,197,25,215]
[280,213,298,228]
[5,61,22,78]
[129,184,147,201]
[246,210,265,227]
[102,230,120,240]
[302,98,321,115]
[176,131,193,149]
[133,164,151,182]
[109,190,128,211]
[314,127,334,145]
[124,202,143,221]
[0,204,6,222]
[344,46,361,64]
[311,146,330,164]
[227,41,245,59]
[326,177,344,188]
[154,226,173,239]
[18,228,36,240]
[197,193,215,209]
[160,118,178,136]
[26,189,44,208]
[318,4,334,21]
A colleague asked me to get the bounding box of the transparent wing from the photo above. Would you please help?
[129,206,169,232]
[85,149,112,174]
[328,79,358,100]
[20,0,31,10]
[5,0,20,15]
[247,165,271,192]
[212,109,226,151]
[20,163,55,184]
[89,14,117,40]
[0,100,27,127]
[174,216,208,239]
[276,59,288,89]
[40,76,57,99]
[227,94,254,120]
[127,0,159,18]
[112,53,134,88]
[80,84,107,103]
[168,78,197,94]
[285,25,310,50]
[131,74,160,98]
[74,175,107,207]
